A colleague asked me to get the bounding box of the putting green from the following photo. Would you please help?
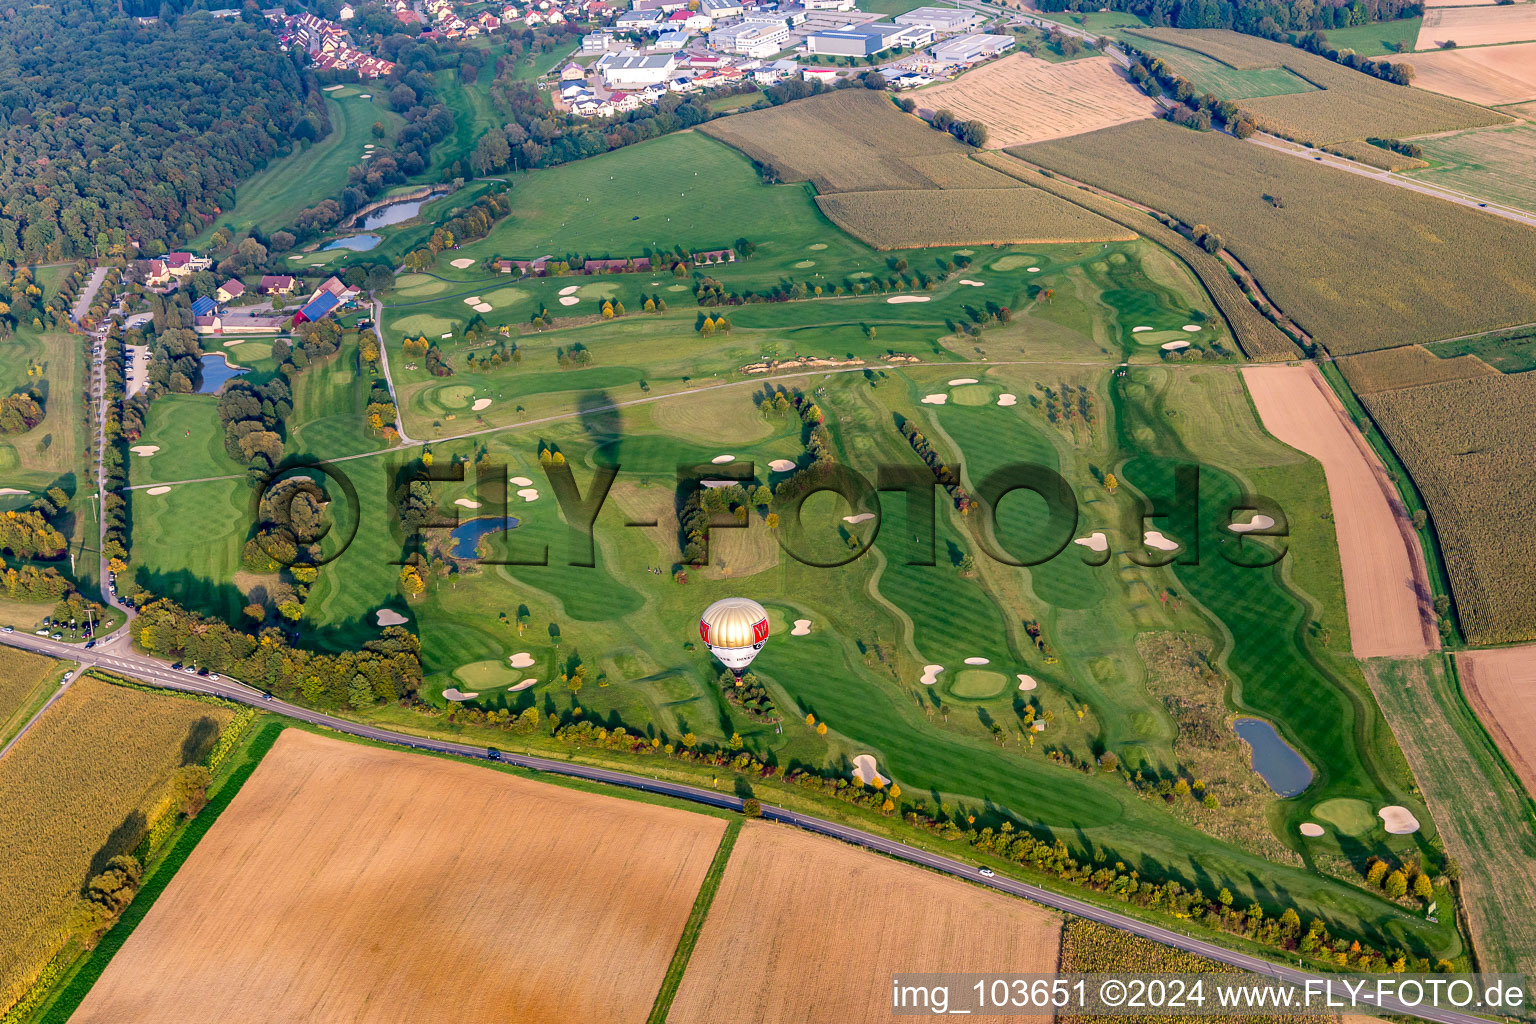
[395,275,452,298]
[950,668,1008,699]
[1134,330,1190,346]
[481,286,529,306]
[950,384,992,406]
[990,254,1038,272]
[395,313,455,336]
[434,384,476,409]
[454,659,523,687]
[1311,797,1376,835]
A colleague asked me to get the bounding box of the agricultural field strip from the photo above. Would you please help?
[0,631,1481,1020]
[1241,365,1436,658]
[1455,646,1536,799]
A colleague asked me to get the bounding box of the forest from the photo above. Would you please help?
[0,0,316,260]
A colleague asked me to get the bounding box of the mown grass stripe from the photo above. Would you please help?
[646,818,741,1024]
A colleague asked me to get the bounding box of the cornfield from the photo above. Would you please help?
[1128,28,1509,145]
[1364,373,1536,645]
[0,677,233,1012]
[0,646,59,732]
[816,188,1133,250]
[975,150,1299,361]
[1321,138,1428,172]
[1017,119,1536,353]
[1336,345,1497,395]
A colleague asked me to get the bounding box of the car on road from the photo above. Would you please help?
[34,629,48,636]
[1,625,11,633]
[978,867,995,877]
[487,747,502,760]
[84,640,95,649]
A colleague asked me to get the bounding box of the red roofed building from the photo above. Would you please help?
[260,275,297,295]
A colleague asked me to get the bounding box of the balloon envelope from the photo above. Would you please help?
[700,597,769,672]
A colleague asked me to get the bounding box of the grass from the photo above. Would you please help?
[1314,17,1422,57]
[814,187,1134,249]
[0,676,233,1012]
[1406,121,1536,215]
[196,92,403,244]
[1128,36,1322,98]
[1016,118,1536,353]
[1427,326,1536,373]
[646,818,741,1024]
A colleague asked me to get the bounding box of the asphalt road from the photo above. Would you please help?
[0,628,1498,1024]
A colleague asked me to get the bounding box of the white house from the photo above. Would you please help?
[338,2,355,18]
[753,56,800,82]
[598,50,680,87]
[654,28,692,48]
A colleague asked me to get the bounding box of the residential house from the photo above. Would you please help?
[582,30,616,52]
[339,2,356,18]
[216,279,246,302]
[259,275,297,295]
[191,295,218,318]
[143,260,171,287]
[163,252,211,276]
[753,57,800,82]
[653,27,692,49]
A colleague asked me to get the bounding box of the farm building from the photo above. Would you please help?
[709,20,790,56]
[291,276,358,327]
[597,51,679,87]
[216,279,245,302]
[191,295,217,318]
[893,5,980,32]
[930,31,1014,63]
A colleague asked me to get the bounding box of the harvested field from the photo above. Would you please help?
[1416,4,1536,49]
[0,677,233,1012]
[1336,345,1498,394]
[913,54,1160,147]
[1128,28,1510,144]
[973,151,1298,360]
[71,730,727,1024]
[816,187,1134,249]
[1457,645,1536,797]
[1363,373,1536,644]
[1016,119,1536,352]
[1407,121,1536,214]
[1401,41,1536,104]
[668,822,1061,1024]
[699,90,999,193]
[1242,364,1436,657]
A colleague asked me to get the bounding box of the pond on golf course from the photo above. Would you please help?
[1234,717,1314,797]
[450,515,522,559]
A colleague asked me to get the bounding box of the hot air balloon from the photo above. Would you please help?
[699,597,769,681]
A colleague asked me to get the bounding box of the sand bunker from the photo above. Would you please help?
[851,754,889,787]
[131,445,160,456]
[472,398,492,411]
[791,619,812,636]
[1132,325,1153,333]
[1027,266,1040,272]
[1182,324,1202,332]
[711,454,735,464]
[921,394,948,405]
[1144,531,1180,551]
[509,678,538,691]
[474,303,493,313]
[1229,513,1276,533]
[376,609,408,626]
[886,295,930,304]
[450,258,476,269]
[1161,340,1190,351]
[1299,822,1325,837]
[558,285,580,296]
[1074,532,1108,552]
[146,486,171,495]
[919,665,944,685]
[842,513,875,524]
[963,657,990,666]
[948,377,979,385]
[559,296,580,306]
[509,652,535,668]
[997,393,1017,406]
[463,296,482,305]
[1378,806,1421,834]
[517,488,540,501]
[454,498,481,509]
[223,339,244,347]
[1017,674,1037,691]
[323,84,343,91]
[442,688,478,701]
[0,488,27,496]
[957,279,985,287]
[510,476,533,487]
[769,459,796,472]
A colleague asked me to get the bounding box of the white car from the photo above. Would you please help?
[978,867,995,878]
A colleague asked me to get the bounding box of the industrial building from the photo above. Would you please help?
[804,23,898,56]
[597,51,681,88]
[930,31,1015,63]
[892,6,983,32]
[708,19,790,56]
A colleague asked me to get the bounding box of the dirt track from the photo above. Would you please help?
[668,822,1061,1024]
[70,730,726,1024]
[1456,645,1536,796]
[1242,364,1437,658]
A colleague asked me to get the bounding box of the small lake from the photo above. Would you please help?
[1234,717,1314,797]
[450,515,521,558]
[196,353,249,394]
[360,191,444,229]
[321,233,382,251]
